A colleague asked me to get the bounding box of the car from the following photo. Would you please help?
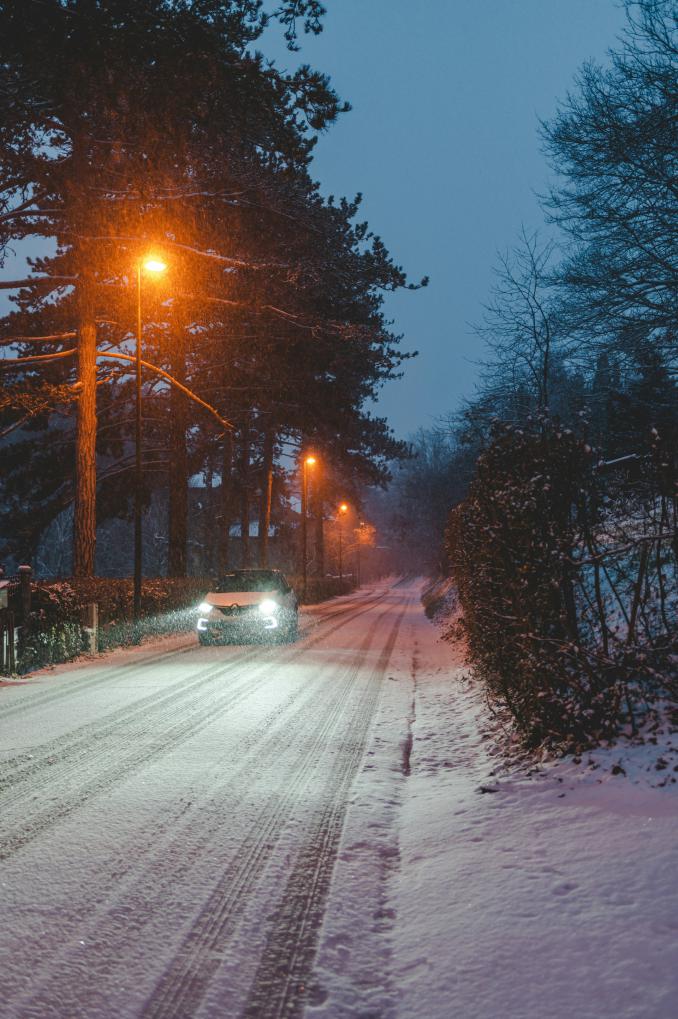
[196,569,298,645]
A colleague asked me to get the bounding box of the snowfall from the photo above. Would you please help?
[309,582,678,1019]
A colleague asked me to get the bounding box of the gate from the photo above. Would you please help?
[0,608,16,675]
[0,570,29,676]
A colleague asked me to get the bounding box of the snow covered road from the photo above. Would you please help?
[0,581,415,1019]
[3,578,677,1019]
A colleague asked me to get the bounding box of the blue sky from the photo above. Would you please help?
[273,0,627,437]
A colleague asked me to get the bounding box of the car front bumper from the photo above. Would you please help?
[197,609,280,640]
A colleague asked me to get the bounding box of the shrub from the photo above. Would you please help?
[15,576,210,671]
[12,573,355,672]
[446,418,678,747]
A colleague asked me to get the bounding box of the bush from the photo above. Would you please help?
[15,576,211,671]
[446,418,678,747]
[18,623,85,674]
[12,573,355,673]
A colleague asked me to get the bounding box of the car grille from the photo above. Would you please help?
[216,604,254,618]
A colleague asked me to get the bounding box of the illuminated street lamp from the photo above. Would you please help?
[134,255,167,623]
[338,502,348,580]
[301,454,317,601]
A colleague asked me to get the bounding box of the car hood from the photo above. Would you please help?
[204,591,277,608]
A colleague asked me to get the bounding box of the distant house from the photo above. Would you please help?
[228,522,276,539]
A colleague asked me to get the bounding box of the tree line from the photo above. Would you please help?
[387,0,678,742]
[0,0,423,577]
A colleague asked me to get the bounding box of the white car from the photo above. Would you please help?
[196,569,298,645]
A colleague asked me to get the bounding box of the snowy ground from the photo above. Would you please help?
[0,580,414,1018]
[310,583,678,1019]
[1,579,677,1018]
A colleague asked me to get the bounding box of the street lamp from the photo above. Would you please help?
[301,454,317,601]
[356,520,365,588]
[338,502,348,580]
[134,255,167,623]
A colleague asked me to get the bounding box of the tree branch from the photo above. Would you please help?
[96,351,233,430]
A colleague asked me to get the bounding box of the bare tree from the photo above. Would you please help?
[475,229,561,415]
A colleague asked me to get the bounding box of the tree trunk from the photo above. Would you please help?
[258,421,274,568]
[314,475,324,577]
[219,430,234,574]
[73,272,97,577]
[168,326,187,576]
[239,414,251,567]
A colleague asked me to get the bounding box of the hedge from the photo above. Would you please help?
[446,418,678,748]
[13,572,355,673]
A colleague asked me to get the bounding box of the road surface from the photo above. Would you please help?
[0,580,418,1019]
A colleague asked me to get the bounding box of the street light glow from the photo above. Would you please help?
[143,257,167,273]
[339,502,348,513]
[305,455,317,466]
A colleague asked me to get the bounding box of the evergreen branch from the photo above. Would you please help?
[96,351,233,430]
[0,276,76,290]
[0,332,77,344]
[0,349,77,365]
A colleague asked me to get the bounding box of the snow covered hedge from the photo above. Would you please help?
[15,577,210,671]
[14,573,355,672]
[447,418,678,747]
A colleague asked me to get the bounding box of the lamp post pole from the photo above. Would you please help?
[133,262,143,623]
[133,256,167,625]
[338,503,348,581]
[356,521,364,587]
[301,458,308,601]
[301,455,316,601]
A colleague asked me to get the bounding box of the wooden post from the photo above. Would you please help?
[81,602,98,654]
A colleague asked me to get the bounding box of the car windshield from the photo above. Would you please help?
[215,572,286,593]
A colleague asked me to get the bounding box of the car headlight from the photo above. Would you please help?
[259,599,279,615]
[197,602,213,614]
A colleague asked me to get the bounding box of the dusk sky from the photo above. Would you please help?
[273,0,627,438]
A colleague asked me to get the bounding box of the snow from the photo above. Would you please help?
[2,578,677,1018]
[310,580,678,1019]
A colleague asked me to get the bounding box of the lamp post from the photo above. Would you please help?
[356,520,364,588]
[338,502,348,580]
[301,454,316,601]
[134,256,167,623]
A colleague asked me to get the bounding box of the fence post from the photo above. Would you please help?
[18,565,32,627]
[81,602,98,654]
[8,612,15,674]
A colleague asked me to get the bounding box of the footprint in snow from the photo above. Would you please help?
[552,881,578,896]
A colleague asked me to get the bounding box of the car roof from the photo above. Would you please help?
[234,568,281,573]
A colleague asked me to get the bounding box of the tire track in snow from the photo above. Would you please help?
[0,586,388,725]
[0,648,267,801]
[6,598,397,1018]
[0,587,389,793]
[0,637,199,721]
[242,596,411,1019]
[0,589,392,863]
[135,599,403,1019]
